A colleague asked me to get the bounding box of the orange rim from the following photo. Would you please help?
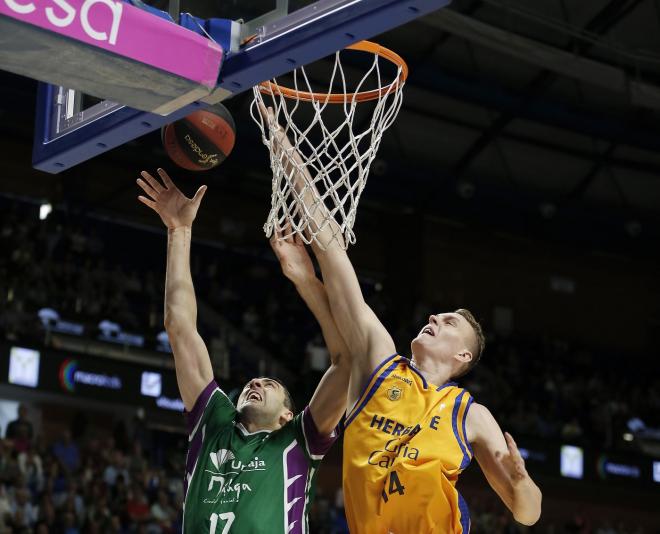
[258,40,408,104]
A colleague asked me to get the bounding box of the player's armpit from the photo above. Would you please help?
[467,403,542,526]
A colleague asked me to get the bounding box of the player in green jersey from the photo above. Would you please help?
[137,168,350,533]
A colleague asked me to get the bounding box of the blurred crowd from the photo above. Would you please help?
[306,488,653,534]
[462,336,659,450]
[0,202,163,339]
[0,405,184,533]
[1,199,657,452]
[0,402,653,534]
[0,198,658,532]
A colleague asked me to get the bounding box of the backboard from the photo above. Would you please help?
[0,0,452,173]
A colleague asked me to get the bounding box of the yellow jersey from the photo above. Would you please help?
[343,354,474,534]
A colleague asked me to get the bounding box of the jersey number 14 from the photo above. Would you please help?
[381,471,405,502]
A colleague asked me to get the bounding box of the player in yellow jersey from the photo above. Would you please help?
[258,103,543,534]
[319,287,543,533]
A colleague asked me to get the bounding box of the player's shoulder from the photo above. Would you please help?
[269,410,304,439]
[376,352,406,371]
[466,402,490,419]
[399,358,470,395]
[465,402,497,443]
[276,407,317,436]
[186,381,237,437]
[274,407,338,460]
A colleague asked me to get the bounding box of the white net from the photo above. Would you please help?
[250,42,406,250]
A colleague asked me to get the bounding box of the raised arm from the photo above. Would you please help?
[137,168,213,411]
[466,404,542,526]
[270,230,350,434]
[259,105,395,405]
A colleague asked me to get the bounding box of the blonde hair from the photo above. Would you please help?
[453,308,485,378]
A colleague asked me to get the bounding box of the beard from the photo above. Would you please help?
[237,402,279,428]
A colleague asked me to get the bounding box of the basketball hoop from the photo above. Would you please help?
[251,40,408,250]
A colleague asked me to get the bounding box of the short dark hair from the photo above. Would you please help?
[452,308,485,379]
[240,378,296,412]
[268,377,296,413]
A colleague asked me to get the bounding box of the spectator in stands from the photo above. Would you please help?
[103,450,130,488]
[125,483,151,526]
[0,485,12,530]
[0,439,20,488]
[55,479,85,525]
[128,442,148,476]
[17,445,43,496]
[52,430,80,473]
[11,487,37,529]
[150,489,176,533]
[62,510,81,534]
[85,485,112,529]
[5,404,34,453]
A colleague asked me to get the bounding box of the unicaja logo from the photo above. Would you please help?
[4,0,124,46]
[184,134,219,166]
[210,449,235,470]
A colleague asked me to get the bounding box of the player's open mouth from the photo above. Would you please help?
[422,326,434,336]
[247,391,262,402]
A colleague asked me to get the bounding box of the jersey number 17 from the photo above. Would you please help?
[209,512,235,533]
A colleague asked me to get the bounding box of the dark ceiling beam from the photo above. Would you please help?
[418,0,484,52]
[408,66,660,151]
[425,8,660,111]
[397,100,660,176]
[565,142,617,201]
[314,28,660,168]
[446,0,646,182]
[586,0,642,35]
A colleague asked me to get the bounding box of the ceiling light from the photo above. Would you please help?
[39,203,52,221]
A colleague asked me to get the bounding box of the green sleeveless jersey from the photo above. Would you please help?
[183,381,337,533]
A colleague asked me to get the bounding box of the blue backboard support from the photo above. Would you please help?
[32,0,452,173]
[32,84,208,172]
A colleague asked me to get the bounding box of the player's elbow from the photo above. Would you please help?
[164,308,194,334]
[163,312,179,332]
[515,511,540,527]
[515,512,541,527]
[513,488,542,526]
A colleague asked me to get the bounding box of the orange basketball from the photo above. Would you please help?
[161,104,236,171]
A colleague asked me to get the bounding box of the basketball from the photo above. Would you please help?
[161,104,236,171]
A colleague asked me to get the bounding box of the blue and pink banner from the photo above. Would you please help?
[0,0,222,86]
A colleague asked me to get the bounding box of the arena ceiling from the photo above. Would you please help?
[0,0,659,255]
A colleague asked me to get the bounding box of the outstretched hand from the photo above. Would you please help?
[496,432,530,486]
[257,101,277,130]
[137,168,207,230]
[270,225,316,285]
[257,102,288,146]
